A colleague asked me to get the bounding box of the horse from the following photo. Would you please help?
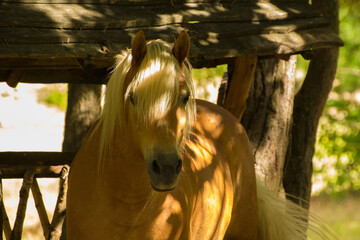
[66,30,336,240]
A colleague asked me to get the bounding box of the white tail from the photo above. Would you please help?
[256,178,338,240]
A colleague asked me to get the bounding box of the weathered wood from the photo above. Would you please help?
[0,152,75,166]
[197,27,344,60]
[0,69,108,84]
[0,0,309,4]
[240,56,297,192]
[0,27,343,70]
[0,18,329,46]
[0,2,321,30]
[0,166,66,179]
[31,179,50,238]
[48,168,68,240]
[10,170,34,240]
[0,58,112,70]
[0,152,75,178]
[220,56,258,121]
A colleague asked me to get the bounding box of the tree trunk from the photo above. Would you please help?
[283,0,340,208]
[241,56,297,192]
[62,84,102,152]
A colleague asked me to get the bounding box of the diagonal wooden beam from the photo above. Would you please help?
[10,170,34,240]
[48,167,69,240]
[31,178,50,238]
[219,56,258,121]
[1,200,12,240]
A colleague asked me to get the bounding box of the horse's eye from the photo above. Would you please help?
[181,91,190,105]
[129,91,136,105]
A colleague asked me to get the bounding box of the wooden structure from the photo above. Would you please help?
[0,0,343,239]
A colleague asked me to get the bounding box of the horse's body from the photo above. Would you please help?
[67,99,257,240]
[67,31,335,240]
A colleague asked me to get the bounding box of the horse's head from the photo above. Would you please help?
[123,31,195,192]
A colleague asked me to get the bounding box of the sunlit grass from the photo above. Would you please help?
[311,196,360,240]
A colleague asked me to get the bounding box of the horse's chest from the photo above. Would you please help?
[101,194,188,240]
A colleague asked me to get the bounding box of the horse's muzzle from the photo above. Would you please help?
[146,152,182,192]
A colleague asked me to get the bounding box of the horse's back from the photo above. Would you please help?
[185,100,258,239]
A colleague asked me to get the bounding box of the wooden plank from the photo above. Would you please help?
[0,152,75,178]
[0,0,219,4]
[0,58,111,70]
[0,27,343,70]
[0,43,121,58]
[0,17,329,46]
[0,2,321,30]
[0,41,200,64]
[222,56,258,121]
[0,69,108,84]
[0,0,308,4]
[0,152,75,166]
[0,166,67,179]
[195,27,344,60]
[193,17,329,40]
[0,25,182,45]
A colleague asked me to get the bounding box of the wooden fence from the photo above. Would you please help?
[1,152,74,240]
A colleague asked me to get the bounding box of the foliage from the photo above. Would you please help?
[310,0,360,196]
[192,65,227,102]
[37,85,67,111]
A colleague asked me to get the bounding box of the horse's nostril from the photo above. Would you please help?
[175,160,182,174]
[152,160,161,175]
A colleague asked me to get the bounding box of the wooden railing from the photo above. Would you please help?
[0,152,74,240]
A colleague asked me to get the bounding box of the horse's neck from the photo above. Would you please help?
[100,126,152,203]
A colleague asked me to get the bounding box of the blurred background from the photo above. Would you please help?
[1,0,359,239]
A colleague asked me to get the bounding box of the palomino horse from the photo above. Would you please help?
[67,31,335,240]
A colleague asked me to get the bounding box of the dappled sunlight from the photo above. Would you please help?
[185,136,216,171]
[150,194,183,239]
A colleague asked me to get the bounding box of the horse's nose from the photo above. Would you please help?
[151,157,182,177]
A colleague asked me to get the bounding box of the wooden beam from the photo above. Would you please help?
[48,167,69,240]
[0,152,75,178]
[221,56,258,121]
[31,179,50,238]
[0,2,322,30]
[0,69,108,85]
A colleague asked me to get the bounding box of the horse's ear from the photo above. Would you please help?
[172,30,190,66]
[132,30,147,66]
